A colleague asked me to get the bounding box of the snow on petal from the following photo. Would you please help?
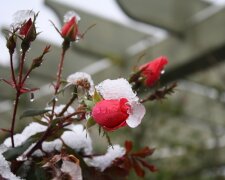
[96,78,138,102]
[61,125,92,154]
[85,145,125,171]
[126,102,146,128]
[64,11,81,23]
[12,10,35,28]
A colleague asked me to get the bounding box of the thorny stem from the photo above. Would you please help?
[9,53,16,86]
[51,49,67,119]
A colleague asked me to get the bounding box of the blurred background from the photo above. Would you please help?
[0,0,225,179]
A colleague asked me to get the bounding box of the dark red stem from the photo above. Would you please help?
[9,53,16,86]
[51,49,66,118]
[10,91,20,147]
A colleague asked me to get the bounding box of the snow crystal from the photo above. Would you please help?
[61,124,92,155]
[64,11,81,23]
[96,78,138,102]
[85,145,125,171]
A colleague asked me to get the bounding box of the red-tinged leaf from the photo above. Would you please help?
[104,165,129,178]
[132,159,145,177]
[139,159,157,172]
[132,147,155,158]
[125,141,133,154]
[124,157,132,170]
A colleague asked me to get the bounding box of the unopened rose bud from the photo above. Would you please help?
[6,34,17,54]
[20,18,37,41]
[61,17,78,41]
[139,56,168,87]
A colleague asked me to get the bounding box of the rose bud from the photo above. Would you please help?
[140,56,168,87]
[92,78,146,131]
[92,98,130,130]
[19,18,37,42]
[61,11,80,42]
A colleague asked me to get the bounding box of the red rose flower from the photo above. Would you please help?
[61,16,79,41]
[92,98,131,131]
[140,56,168,87]
[19,18,32,37]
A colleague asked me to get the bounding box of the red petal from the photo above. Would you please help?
[61,17,78,41]
[140,56,168,87]
[92,98,130,131]
[19,18,32,36]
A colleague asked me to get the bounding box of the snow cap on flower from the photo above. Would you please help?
[85,145,125,171]
[140,56,168,87]
[12,10,37,42]
[67,72,94,94]
[96,78,138,102]
[61,11,80,41]
[12,10,35,28]
[93,78,145,130]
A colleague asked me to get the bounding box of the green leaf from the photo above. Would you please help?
[93,90,102,103]
[3,137,36,161]
[45,128,66,142]
[20,109,50,119]
[27,164,48,180]
[86,117,96,129]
